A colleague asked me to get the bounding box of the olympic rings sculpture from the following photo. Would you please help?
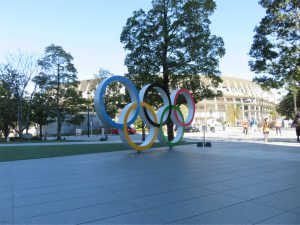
[94,76,195,151]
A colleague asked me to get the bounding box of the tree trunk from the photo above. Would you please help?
[25,91,36,134]
[4,127,10,142]
[56,64,61,140]
[162,0,174,141]
[57,112,62,140]
[142,121,145,141]
[17,100,23,139]
[39,124,43,139]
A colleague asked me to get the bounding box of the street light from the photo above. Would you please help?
[87,89,90,138]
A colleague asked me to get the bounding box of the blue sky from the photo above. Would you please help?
[0,0,265,81]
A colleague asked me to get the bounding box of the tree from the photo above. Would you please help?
[31,92,55,139]
[38,44,84,140]
[249,0,300,115]
[121,0,225,139]
[277,90,300,118]
[0,84,17,141]
[0,52,40,138]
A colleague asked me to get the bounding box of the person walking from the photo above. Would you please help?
[293,113,300,142]
[250,117,258,133]
[242,120,249,135]
[262,118,271,143]
[275,117,282,135]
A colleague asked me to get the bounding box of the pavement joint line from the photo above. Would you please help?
[76,208,149,225]
[10,184,109,203]
[253,211,290,225]
[14,199,141,222]
[168,195,288,225]
[164,196,249,224]
[126,189,218,211]
[12,190,117,209]
[288,207,300,216]
[199,179,267,193]
[220,185,295,204]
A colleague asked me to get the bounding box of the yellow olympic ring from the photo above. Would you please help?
[122,101,158,151]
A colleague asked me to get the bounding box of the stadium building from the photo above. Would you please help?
[194,76,276,124]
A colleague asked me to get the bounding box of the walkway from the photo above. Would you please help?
[1,141,300,224]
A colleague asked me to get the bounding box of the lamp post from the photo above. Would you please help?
[87,90,90,138]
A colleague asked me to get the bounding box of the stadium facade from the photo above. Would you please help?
[194,76,276,124]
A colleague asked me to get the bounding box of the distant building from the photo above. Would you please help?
[194,76,276,124]
[41,76,277,136]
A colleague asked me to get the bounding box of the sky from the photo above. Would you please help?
[0,0,266,81]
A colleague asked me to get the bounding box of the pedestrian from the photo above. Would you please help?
[250,117,258,133]
[275,117,282,135]
[222,121,227,131]
[293,113,300,142]
[242,120,249,135]
[262,118,271,143]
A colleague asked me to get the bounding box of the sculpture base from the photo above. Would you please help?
[197,142,212,147]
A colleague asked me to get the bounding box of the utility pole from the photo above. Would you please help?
[87,89,90,137]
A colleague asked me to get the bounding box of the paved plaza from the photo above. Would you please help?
[1,140,300,224]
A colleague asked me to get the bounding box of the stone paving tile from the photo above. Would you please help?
[99,176,172,191]
[253,187,300,211]
[14,191,122,220]
[114,180,189,199]
[173,200,283,224]
[0,208,12,224]
[256,212,300,224]
[128,186,214,210]
[12,175,85,191]
[12,172,80,186]
[272,174,300,187]
[13,180,100,198]
[0,197,12,210]
[14,200,139,225]
[13,186,111,207]
[145,192,244,223]
[81,211,164,224]
[290,206,300,215]
[201,177,264,192]
[222,180,292,200]
[0,184,12,193]
[250,169,299,181]
[0,189,12,201]
[169,173,238,187]
[88,172,156,184]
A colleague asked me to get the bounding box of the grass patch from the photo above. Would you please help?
[0,142,195,162]
[0,139,88,144]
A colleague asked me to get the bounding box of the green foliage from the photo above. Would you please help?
[120,0,225,101]
[31,92,55,138]
[38,44,84,140]
[277,90,300,118]
[0,85,17,140]
[67,114,85,127]
[121,0,225,140]
[249,0,300,89]
[0,53,40,137]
